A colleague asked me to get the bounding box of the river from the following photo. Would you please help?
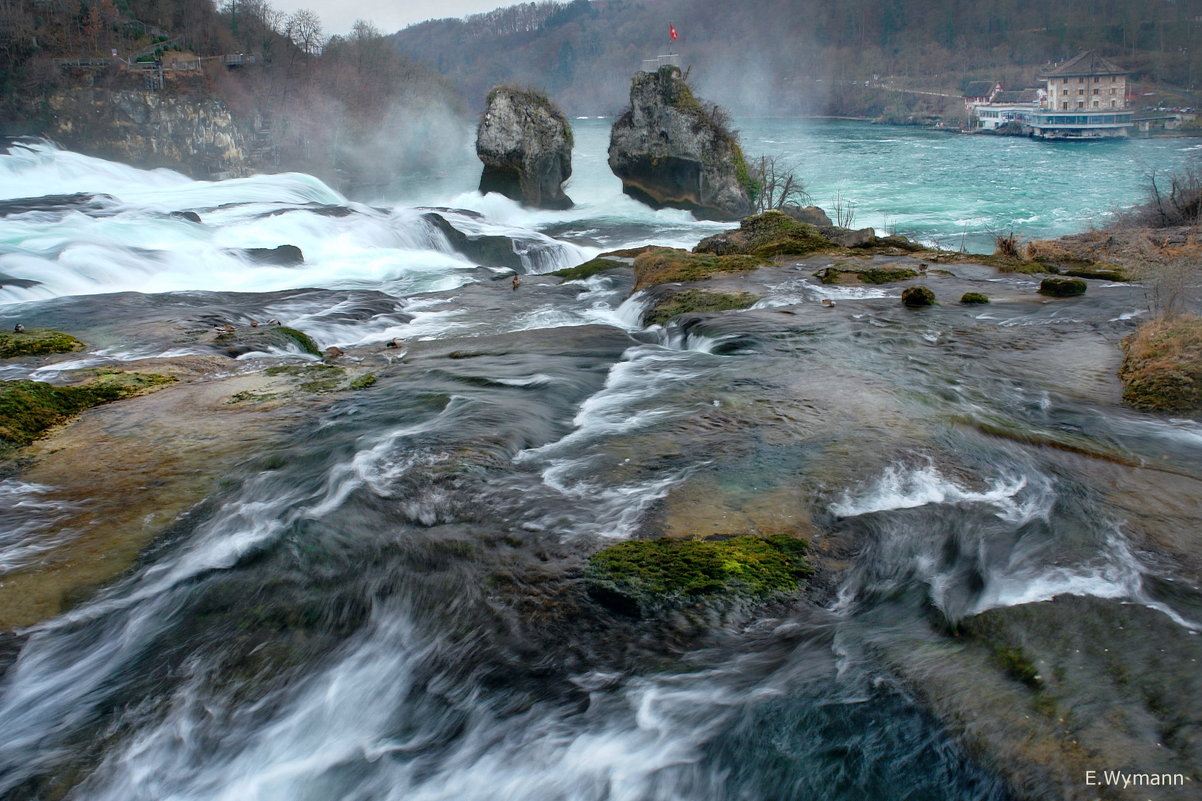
[0,122,1200,800]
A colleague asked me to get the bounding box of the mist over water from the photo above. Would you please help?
[1,126,1201,800]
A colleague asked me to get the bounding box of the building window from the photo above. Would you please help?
[1062,102,1068,109]
[1078,88,1084,95]
[1094,76,1100,82]
[1093,101,1099,108]
[1110,88,1115,95]
[1062,78,1068,84]
[1077,101,1084,108]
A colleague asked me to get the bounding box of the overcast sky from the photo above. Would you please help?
[270,0,513,36]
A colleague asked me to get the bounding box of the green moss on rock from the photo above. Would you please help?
[1038,277,1086,297]
[632,249,766,290]
[348,373,377,390]
[553,258,626,281]
[1119,316,1202,412]
[0,373,175,447]
[857,267,919,284]
[0,329,86,358]
[901,286,936,307]
[694,210,834,259]
[274,327,322,356]
[645,290,759,325]
[586,534,811,614]
[960,292,990,304]
[1063,266,1129,282]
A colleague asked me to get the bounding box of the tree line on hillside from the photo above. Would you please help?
[0,0,466,189]
[391,0,1202,116]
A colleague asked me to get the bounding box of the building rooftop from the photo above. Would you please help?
[963,80,998,98]
[993,89,1041,104]
[1041,50,1127,78]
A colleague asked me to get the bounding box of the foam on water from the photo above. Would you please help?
[831,462,1040,524]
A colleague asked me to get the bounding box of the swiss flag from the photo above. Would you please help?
[669,24,678,40]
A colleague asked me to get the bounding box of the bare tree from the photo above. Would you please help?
[751,155,810,213]
[831,190,857,228]
[285,8,324,55]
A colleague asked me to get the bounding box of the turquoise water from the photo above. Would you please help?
[395,118,1202,254]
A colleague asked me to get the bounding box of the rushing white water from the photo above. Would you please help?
[3,123,1202,801]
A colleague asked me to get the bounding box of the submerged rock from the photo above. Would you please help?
[242,245,305,266]
[644,289,759,326]
[422,212,523,270]
[476,86,574,209]
[585,534,811,615]
[960,292,990,304]
[0,371,175,449]
[608,66,754,221]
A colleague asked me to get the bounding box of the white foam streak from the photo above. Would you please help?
[831,462,1036,522]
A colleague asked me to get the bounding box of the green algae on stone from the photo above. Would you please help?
[1038,277,1087,297]
[348,373,377,390]
[553,258,626,281]
[585,534,811,614]
[0,329,86,358]
[645,290,759,326]
[0,373,176,447]
[632,249,766,290]
[960,292,990,304]
[1119,315,1202,413]
[901,286,936,307]
[694,210,834,259]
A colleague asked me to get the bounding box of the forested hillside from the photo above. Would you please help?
[0,0,466,186]
[391,0,1202,116]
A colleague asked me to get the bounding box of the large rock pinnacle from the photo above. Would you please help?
[476,86,574,209]
[608,67,754,221]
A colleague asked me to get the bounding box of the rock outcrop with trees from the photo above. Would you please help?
[608,66,754,221]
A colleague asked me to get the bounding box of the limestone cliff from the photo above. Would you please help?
[608,67,754,221]
[47,88,252,179]
[476,86,573,209]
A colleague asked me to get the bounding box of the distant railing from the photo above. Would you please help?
[219,53,258,66]
[641,53,680,72]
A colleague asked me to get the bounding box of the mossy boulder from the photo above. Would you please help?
[0,372,176,448]
[819,265,918,285]
[0,329,86,358]
[1063,266,1129,282]
[645,290,759,326]
[960,292,990,304]
[586,534,811,615]
[632,248,766,290]
[901,286,936,307]
[553,257,627,281]
[1118,316,1202,412]
[694,210,834,258]
[214,326,321,358]
[1038,277,1087,297]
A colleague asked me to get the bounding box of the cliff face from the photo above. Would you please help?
[476,86,574,209]
[47,89,253,179]
[608,67,754,221]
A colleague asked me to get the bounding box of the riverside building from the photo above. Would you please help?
[969,51,1133,140]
